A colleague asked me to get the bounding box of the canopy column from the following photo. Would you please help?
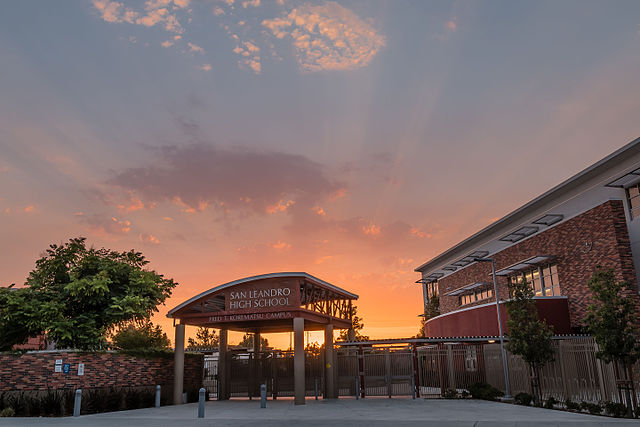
[218,328,228,400]
[173,323,185,405]
[324,324,335,399]
[294,317,305,405]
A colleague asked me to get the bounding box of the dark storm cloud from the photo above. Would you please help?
[107,144,342,214]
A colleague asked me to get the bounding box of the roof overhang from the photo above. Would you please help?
[445,281,491,296]
[494,255,555,276]
[168,272,358,317]
[415,136,640,275]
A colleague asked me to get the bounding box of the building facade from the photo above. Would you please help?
[416,137,640,338]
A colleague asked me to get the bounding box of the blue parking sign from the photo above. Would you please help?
[62,363,70,374]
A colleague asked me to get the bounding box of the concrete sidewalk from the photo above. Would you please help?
[0,397,637,426]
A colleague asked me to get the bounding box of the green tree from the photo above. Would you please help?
[0,285,41,351]
[338,305,369,341]
[415,295,440,338]
[111,321,170,350]
[585,268,640,415]
[237,333,269,351]
[505,277,554,404]
[187,327,219,348]
[5,237,177,350]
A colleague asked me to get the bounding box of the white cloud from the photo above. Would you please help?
[262,1,385,72]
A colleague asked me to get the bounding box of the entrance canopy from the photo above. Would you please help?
[167,272,358,333]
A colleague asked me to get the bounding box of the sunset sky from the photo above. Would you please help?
[1,1,640,348]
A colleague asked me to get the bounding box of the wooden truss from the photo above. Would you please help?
[299,280,353,321]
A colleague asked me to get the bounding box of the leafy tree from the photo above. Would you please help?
[237,333,269,351]
[415,295,440,338]
[585,268,640,415]
[111,321,170,350]
[305,341,322,357]
[0,285,41,351]
[338,305,369,341]
[4,237,177,350]
[187,327,219,348]
[505,277,554,404]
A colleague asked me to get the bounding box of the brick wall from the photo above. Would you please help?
[436,200,639,329]
[0,351,203,392]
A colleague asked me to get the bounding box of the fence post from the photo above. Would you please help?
[314,378,318,400]
[198,388,205,418]
[73,389,82,417]
[411,375,416,399]
[155,385,161,408]
[355,376,360,400]
[260,384,267,408]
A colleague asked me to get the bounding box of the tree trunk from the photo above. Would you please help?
[530,364,541,406]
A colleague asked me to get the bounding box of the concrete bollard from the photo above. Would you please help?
[198,388,206,418]
[260,384,267,408]
[183,392,187,404]
[314,378,318,400]
[155,385,161,408]
[73,389,82,417]
[355,377,359,400]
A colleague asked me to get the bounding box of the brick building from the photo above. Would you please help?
[415,137,640,337]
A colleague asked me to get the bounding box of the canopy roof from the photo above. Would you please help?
[167,272,358,333]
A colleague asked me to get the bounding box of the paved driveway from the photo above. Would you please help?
[0,397,637,426]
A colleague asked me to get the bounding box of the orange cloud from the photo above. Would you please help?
[446,18,457,31]
[262,1,386,72]
[24,205,35,213]
[188,42,204,53]
[266,199,295,214]
[232,41,262,74]
[139,233,160,244]
[362,223,381,236]
[271,240,291,250]
[313,206,326,216]
[314,255,333,264]
[410,227,431,239]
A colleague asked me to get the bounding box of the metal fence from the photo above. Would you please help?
[336,337,639,405]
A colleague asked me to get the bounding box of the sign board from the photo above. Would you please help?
[62,363,70,374]
[77,363,85,376]
[54,359,63,373]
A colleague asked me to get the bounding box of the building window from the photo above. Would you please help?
[425,281,439,300]
[627,184,640,219]
[458,287,493,306]
[508,263,561,296]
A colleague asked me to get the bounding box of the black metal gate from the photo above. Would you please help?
[212,350,325,399]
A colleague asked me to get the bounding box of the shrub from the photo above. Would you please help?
[467,382,504,401]
[125,388,142,410]
[40,389,63,416]
[603,401,627,418]
[565,399,581,411]
[460,390,470,399]
[8,392,29,416]
[543,396,558,409]
[580,401,602,415]
[442,388,458,399]
[0,407,15,417]
[514,392,533,406]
